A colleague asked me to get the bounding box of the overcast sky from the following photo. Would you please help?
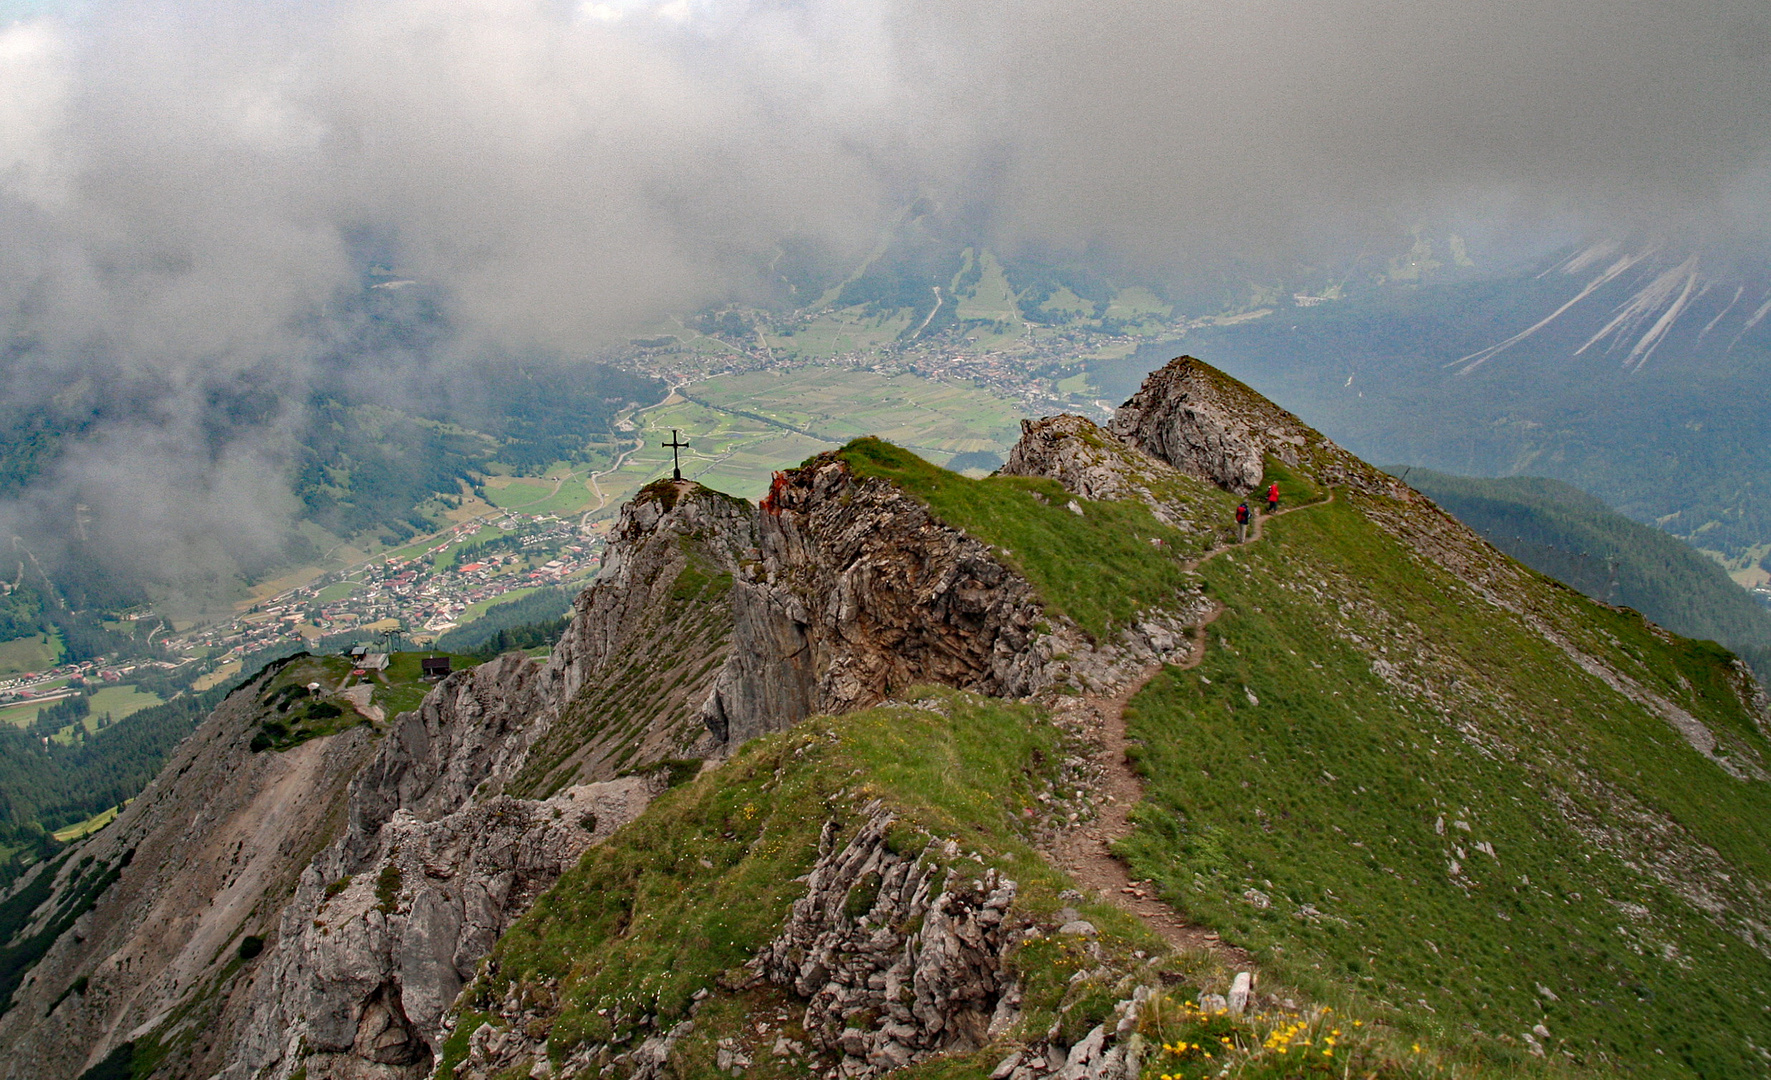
[3,0,1769,598]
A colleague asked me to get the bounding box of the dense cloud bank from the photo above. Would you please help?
[2,0,1768,600]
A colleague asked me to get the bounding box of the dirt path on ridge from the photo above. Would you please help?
[1042,492,1333,964]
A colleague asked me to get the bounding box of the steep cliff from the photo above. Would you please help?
[0,656,382,1080]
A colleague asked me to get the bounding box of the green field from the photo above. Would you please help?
[0,634,60,678]
[2,684,166,741]
[952,247,1024,325]
[312,580,360,604]
[0,698,56,729]
[433,525,511,570]
[482,473,593,514]
[585,367,1028,506]
[84,686,164,726]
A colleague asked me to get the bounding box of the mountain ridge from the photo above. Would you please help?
[1,357,1767,1079]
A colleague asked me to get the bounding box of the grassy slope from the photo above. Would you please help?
[450,690,1486,1080]
[836,438,1237,639]
[442,435,1771,1079]
[1398,467,1771,678]
[832,438,1771,1074]
[1119,492,1771,1077]
[458,691,1150,1073]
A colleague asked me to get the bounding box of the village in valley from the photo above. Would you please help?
[0,261,1287,743]
[0,509,604,741]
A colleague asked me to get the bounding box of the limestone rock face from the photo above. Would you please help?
[1003,414,1172,508]
[1108,357,1275,492]
[344,653,562,866]
[503,481,754,796]
[237,778,659,1079]
[551,480,758,711]
[222,469,1075,1080]
[757,806,1021,1079]
[1108,355,1414,501]
[1002,413,1228,533]
[702,457,1053,746]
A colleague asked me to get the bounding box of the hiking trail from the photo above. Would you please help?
[1043,491,1334,965]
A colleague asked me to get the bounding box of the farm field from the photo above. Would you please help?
[587,367,1027,504]
[0,634,60,679]
[312,580,359,604]
[83,686,164,726]
[0,683,161,736]
[0,697,56,728]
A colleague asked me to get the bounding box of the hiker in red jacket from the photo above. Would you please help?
[1265,481,1280,514]
[1235,501,1250,542]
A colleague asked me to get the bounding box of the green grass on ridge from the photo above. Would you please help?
[459,690,1159,1074]
[449,684,1558,1080]
[1118,493,1771,1077]
[836,437,1235,638]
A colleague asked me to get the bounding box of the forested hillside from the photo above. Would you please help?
[0,689,222,886]
[1401,468,1771,680]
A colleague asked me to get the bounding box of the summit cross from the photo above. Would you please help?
[662,429,689,481]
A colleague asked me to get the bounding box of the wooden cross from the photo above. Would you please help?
[662,429,689,480]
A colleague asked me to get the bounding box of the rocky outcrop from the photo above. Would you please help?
[227,600,704,1080]
[504,481,753,797]
[991,988,1153,1080]
[237,777,660,1079]
[702,458,1054,746]
[756,806,1021,1078]
[345,653,564,865]
[507,466,1066,773]
[1001,413,1227,536]
[1109,356,1405,500]
[1004,415,1176,508]
[1108,357,1276,492]
[548,480,758,714]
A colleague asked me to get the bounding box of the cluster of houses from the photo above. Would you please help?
[188,513,602,667]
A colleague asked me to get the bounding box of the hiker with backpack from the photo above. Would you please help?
[1236,501,1250,542]
[1266,481,1280,514]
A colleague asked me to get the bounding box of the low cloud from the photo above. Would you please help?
[2,0,1767,602]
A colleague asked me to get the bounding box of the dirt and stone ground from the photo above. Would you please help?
[1041,495,1332,966]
